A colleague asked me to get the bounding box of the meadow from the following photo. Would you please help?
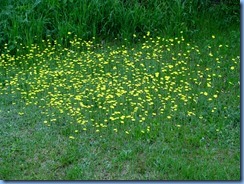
[0,30,240,180]
[0,0,240,180]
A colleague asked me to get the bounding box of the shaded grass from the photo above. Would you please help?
[0,28,240,180]
[0,102,240,180]
[0,104,240,180]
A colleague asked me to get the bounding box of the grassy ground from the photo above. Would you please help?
[0,28,240,179]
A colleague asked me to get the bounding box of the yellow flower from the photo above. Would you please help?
[69,136,75,139]
[230,66,235,70]
[18,112,24,115]
[120,115,125,120]
[212,35,215,39]
[155,72,159,78]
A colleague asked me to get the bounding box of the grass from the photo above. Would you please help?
[0,0,239,54]
[0,26,240,180]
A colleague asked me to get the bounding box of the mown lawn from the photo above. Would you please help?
[0,30,240,180]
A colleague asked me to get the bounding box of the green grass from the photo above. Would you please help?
[0,26,240,180]
[0,0,239,54]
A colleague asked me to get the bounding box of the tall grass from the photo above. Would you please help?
[0,0,239,54]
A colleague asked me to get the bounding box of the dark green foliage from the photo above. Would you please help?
[0,0,239,54]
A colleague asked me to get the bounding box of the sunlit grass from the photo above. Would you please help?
[0,32,240,180]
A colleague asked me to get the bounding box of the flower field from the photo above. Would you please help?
[0,32,240,179]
